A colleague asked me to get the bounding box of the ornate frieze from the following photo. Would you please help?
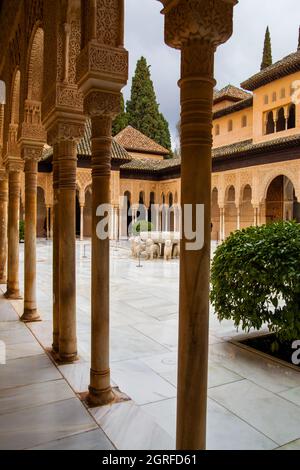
[47,119,85,146]
[77,43,128,89]
[83,90,120,118]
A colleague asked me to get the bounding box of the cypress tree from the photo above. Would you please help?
[261,27,273,70]
[126,56,172,152]
[112,94,128,136]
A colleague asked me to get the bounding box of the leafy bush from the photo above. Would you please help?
[210,221,300,343]
[132,220,153,236]
[19,220,25,242]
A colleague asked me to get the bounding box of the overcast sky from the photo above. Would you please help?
[124,0,300,147]
[1,0,299,147]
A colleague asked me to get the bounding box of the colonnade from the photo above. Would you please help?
[0,0,237,450]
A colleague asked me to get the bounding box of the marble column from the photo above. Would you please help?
[86,114,114,406]
[52,145,60,353]
[0,172,8,283]
[80,205,84,241]
[46,206,50,239]
[5,161,23,299]
[219,206,225,241]
[57,139,78,362]
[159,0,237,450]
[21,148,42,322]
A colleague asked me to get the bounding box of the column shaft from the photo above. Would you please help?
[0,177,8,283]
[176,40,214,450]
[5,170,22,299]
[58,140,78,362]
[87,116,114,406]
[80,205,84,241]
[21,158,40,322]
[52,147,60,352]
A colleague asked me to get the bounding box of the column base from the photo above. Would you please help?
[4,288,22,300]
[86,385,115,407]
[58,352,78,364]
[21,308,41,323]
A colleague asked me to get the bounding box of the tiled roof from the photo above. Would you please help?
[213,85,251,104]
[241,51,300,91]
[114,126,170,155]
[41,119,132,162]
[121,156,180,172]
[213,97,253,119]
[213,134,300,159]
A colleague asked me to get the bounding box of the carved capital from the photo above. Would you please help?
[84,90,121,119]
[160,0,237,49]
[21,144,44,162]
[47,119,86,146]
[77,43,128,93]
[5,157,24,173]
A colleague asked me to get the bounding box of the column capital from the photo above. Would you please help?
[46,119,86,146]
[159,0,237,50]
[5,157,24,173]
[20,143,44,162]
[83,90,121,119]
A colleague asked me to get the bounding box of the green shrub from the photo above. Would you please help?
[19,220,25,242]
[210,221,300,343]
[132,220,153,236]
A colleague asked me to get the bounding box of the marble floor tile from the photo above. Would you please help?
[210,342,300,393]
[132,319,178,350]
[209,380,300,446]
[0,301,19,322]
[277,439,300,450]
[110,325,169,362]
[0,326,37,345]
[111,359,176,405]
[0,397,97,450]
[0,379,74,415]
[6,341,44,361]
[90,400,174,450]
[279,386,300,406]
[208,362,243,389]
[58,362,90,393]
[0,354,61,390]
[30,429,114,450]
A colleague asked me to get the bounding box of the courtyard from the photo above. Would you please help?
[0,240,300,450]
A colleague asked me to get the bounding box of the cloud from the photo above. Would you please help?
[124,0,300,147]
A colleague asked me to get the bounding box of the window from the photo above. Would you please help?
[288,104,296,129]
[276,108,286,132]
[215,124,220,136]
[228,120,233,132]
[280,88,286,99]
[241,115,247,128]
[266,111,275,135]
[264,95,269,105]
[272,92,277,102]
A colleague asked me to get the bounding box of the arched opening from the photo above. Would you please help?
[211,187,220,241]
[224,185,237,237]
[148,191,155,225]
[266,111,275,135]
[240,185,253,229]
[123,191,132,237]
[228,119,233,132]
[215,124,220,136]
[241,115,247,128]
[276,108,286,132]
[266,175,300,223]
[168,193,174,231]
[288,104,296,129]
[138,191,147,221]
[37,187,47,237]
[83,185,92,237]
[25,27,44,128]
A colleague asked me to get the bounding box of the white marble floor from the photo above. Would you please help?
[1,239,300,450]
